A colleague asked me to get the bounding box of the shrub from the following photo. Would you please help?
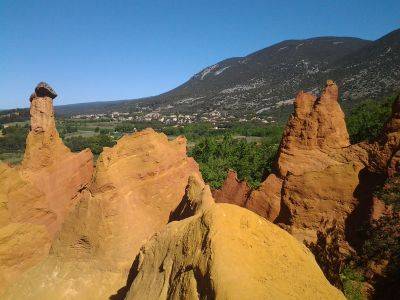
[340,266,365,300]
[355,174,400,298]
[346,95,396,143]
[0,124,28,153]
[64,134,116,155]
[189,134,278,189]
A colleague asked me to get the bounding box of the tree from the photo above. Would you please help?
[346,95,396,143]
[64,134,116,155]
[189,134,279,189]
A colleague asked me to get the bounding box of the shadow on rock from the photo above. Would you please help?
[345,167,386,249]
[109,255,140,300]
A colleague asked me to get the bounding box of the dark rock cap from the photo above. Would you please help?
[29,92,37,102]
[34,82,57,99]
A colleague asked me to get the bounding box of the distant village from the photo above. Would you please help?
[0,107,276,129]
[71,109,275,125]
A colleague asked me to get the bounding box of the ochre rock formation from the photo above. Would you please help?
[276,81,350,177]
[212,170,250,206]
[216,81,357,225]
[0,164,52,292]
[22,83,94,236]
[0,83,93,294]
[210,85,399,295]
[280,162,363,242]
[53,129,200,264]
[0,223,51,294]
[245,82,400,246]
[212,170,281,221]
[3,128,201,299]
[169,173,214,222]
[267,81,365,242]
[2,81,398,299]
[245,80,356,229]
[0,162,55,230]
[246,173,282,221]
[126,198,344,299]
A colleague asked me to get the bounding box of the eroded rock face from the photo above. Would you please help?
[248,82,400,246]
[272,82,366,242]
[276,80,350,177]
[212,170,282,221]
[0,163,53,292]
[125,203,345,300]
[3,129,201,299]
[212,170,250,206]
[169,173,214,222]
[2,81,398,298]
[53,129,200,263]
[245,81,354,226]
[280,162,363,243]
[22,83,94,236]
[246,173,283,221]
[0,163,56,229]
[0,83,94,294]
[0,223,51,293]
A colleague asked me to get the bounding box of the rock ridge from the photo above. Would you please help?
[0,82,93,294]
[2,124,201,298]
[125,177,344,300]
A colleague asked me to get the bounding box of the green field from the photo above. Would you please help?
[0,152,23,165]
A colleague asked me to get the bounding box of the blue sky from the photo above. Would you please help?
[1,0,399,109]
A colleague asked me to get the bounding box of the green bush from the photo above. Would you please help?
[115,123,135,133]
[0,124,28,153]
[162,123,221,140]
[64,134,116,155]
[340,266,365,300]
[162,122,284,143]
[361,175,400,267]
[352,175,400,298]
[226,123,284,140]
[99,128,111,135]
[57,121,78,136]
[189,134,278,189]
[346,95,396,143]
[0,109,30,124]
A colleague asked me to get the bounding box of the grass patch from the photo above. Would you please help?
[340,266,366,300]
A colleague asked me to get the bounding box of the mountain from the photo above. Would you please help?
[3,29,399,122]
[330,28,400,99]
[133,29,399,120]
[141,36,370,117]
[163,37,369,97]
